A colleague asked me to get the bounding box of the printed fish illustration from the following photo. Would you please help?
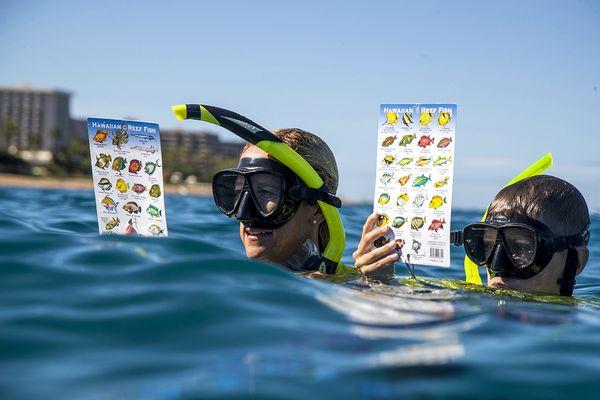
[101,196,119,212]
[149,184,162,198]
[105,217,120,231]
[437,137,453,148]
[402,112,413,126]
[419,111,433,126]
[397,157,413,166]
[112,157,127,173]
[378,193,391,205]
[382,155,395,165]
[97,178,112,191]
[411,216,426,230]
[146,204,163,218]
[380,172,394,185]
[381,135,397,147]
[112,126,129,149]
[429,195,446,209]
[398,133,417,147]
[413,194,426,208]
[129,159,142,174]
[149,224,165,237]
[412,174,431,187]
[144,160,161,176]
[398,174,411,186]
[93,130,109,143]
[392,216,406,228]
[122,201,141,214]
[412,239,422,254]
[383,111,399,125]
[131,183,146,194]
[416,156,431,167]
[397,192,409,207]
[434,176,449,188]
[438,112,451,126]
[433,156,453,166]
[116,178,129,193]
[428,218,446,232]
[95,153,112,169]
[377,213,389,227]
[131,145,158,154]
[417,135,434,148]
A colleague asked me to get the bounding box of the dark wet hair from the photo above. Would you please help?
[488,175,590,236]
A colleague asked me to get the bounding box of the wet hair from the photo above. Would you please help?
[242,128,339,250]
[488,175,590,236]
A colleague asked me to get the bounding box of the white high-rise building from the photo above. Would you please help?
[0,84,71,151]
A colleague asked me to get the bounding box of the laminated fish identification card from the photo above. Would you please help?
[88,118,168,237]
[373,104,456,267]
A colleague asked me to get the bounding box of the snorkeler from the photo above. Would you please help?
[172,104,403,278]
[172,104,591,296]
[173,104,369,276]
[450,175,591,296]
[212,127,346,271]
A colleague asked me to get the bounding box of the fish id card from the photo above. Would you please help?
[373,104,456,267]
[88,118,168,237]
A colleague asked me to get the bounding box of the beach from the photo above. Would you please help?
[0,173,212,196]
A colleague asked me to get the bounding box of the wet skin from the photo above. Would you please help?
[238,146,324,266]
[487,246,589,294]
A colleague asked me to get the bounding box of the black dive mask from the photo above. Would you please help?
[212,157,341,230]
[451,214,590,295]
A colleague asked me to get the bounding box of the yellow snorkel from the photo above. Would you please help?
[171,104,346,275]
[464,152,554,284]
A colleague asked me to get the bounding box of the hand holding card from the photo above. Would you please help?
[353,213,403,280]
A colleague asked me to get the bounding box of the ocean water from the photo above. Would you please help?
[0,187,599,400]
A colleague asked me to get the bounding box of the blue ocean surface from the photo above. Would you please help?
[1,186,599,400]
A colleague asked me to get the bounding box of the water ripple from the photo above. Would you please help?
[0,187,599,399]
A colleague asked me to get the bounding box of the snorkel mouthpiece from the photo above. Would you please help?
[172,104,346,274]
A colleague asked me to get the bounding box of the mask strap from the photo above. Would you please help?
[558,248,579,296]
[289,185,342,208]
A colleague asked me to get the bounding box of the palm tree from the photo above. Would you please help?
[2,120,17,150]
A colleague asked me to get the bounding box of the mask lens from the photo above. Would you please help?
[464,225,497,265]
[213,172,246,214]
[249,172,283,216]
[502,227,537,268]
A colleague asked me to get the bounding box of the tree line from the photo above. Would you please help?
[0,121,239,182]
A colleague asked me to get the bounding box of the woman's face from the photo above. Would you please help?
[238,146,322,265]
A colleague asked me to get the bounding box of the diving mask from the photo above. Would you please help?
[213,157,342,229]
[451,214,590,280]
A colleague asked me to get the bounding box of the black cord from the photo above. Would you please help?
[558,248,579,296]
[404,254,415,279]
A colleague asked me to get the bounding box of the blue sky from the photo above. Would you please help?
[1,0,599,211]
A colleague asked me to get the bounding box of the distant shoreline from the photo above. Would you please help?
[0,173,212,196]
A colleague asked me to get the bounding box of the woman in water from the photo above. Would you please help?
[212,128,400,280]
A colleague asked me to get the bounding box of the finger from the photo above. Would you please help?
[363,225,391,248]
[356,240,398,268]
[360,252,400,275]
[361,213,379,237]
[356,240,397,271]
[357,225,390,254]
